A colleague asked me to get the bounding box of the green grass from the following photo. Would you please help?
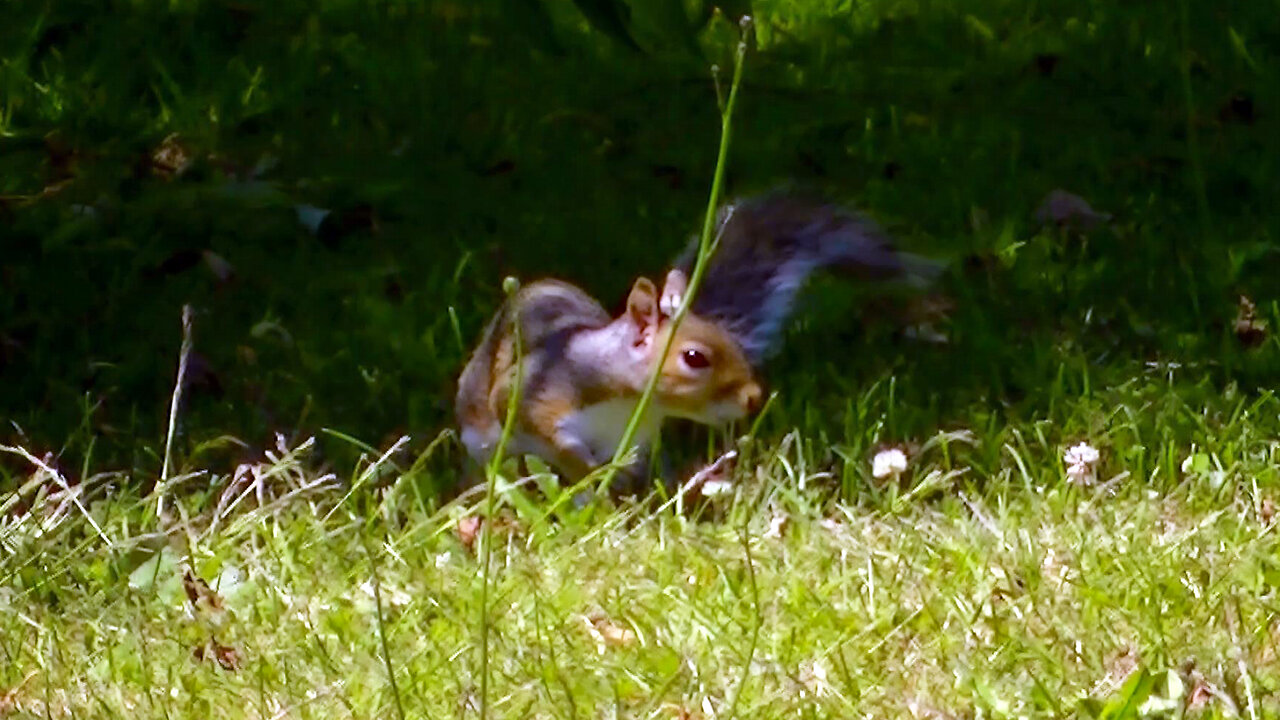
[3,0,1280,716]
[3,375,1279,717]
[2,0,1277,474]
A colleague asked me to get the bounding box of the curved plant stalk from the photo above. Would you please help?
[598,18,754,498]
[723,525,762,720]
[159,304,193,518]
[364,534,407,720]
[479,276,525,720]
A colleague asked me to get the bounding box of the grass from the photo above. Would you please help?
[2,0,1277,473]
[3,374,1279,718]
[3,0,1280,716]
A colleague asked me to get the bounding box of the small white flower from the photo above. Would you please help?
[799,658,833,697]
[763,512,789,539]
[1065,462,1094,484]
[1064,442,1100,485]
[1064,442,1099,467]
[701,479,734,497]
[872,448,909,479]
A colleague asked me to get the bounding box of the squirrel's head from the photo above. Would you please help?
[624,270,764,424]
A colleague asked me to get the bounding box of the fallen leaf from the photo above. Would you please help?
[1181,665,1237,715]
[151,133,193,179]
[584,612,637,649]
[1253,620,1280,667]
[763,512,789,539]
[182,569,225,614]
[1185,675,1215,712]
[1098,646,1139,694]
[659,704,701,720]
[0,670,37,714]
[456,515,482,551]
[193,638,241,671]
[1233,295,1267,348]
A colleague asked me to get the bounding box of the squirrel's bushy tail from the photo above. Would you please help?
[674,190,943,366]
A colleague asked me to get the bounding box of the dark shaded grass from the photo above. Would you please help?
[0,0,1277,486]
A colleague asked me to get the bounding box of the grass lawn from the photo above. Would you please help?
[3,375,1278,718]
[3,0,1280,717]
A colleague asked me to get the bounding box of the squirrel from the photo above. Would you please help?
[454,190,941,482]
[672,190,942,367]
[455,269,763,482]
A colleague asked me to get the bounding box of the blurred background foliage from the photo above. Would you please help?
[1,0,1277,485]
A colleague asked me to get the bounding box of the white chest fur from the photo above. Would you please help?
[557,398,663,464]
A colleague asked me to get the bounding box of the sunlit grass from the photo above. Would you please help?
[2,372,1277,718]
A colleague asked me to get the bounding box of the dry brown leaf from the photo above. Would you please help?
[182,569,226,614]
[151,133,193,179]
[456,515,482,551]
[1099,645,1139,693]
[1182,666,1237,715]
[1234,295,1268,348]
[1258,497,1277,526]
[585,612,637,648]
[763,512,790,539]
[193,638,241,671]
[1253,620,1280,667]
[0,671,37,714]
[1185,677,1214,712]
[659,703,701,720]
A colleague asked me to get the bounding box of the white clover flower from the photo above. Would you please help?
[1064,442,1099,467]
[872,448,909,479]
[700,479,734,497]
[1064,442,1100,485]
[1065,463,1093,484]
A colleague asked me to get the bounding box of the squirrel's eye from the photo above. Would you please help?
[682,349,711,370]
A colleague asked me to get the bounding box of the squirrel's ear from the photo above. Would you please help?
[626,277,660,336]
[659,269,687,317]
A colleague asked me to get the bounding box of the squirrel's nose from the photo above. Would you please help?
[741,383,764,414]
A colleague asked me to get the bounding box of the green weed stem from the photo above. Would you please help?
[479,276,526,720]
[364,534,407,720]
[723,525,762,720]
[599,21,753,497]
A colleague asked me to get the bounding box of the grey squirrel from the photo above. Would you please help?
[455,190,940,481]
[674,191,942,366]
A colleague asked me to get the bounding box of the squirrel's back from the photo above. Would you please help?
[674,191,940,365]
[455,280,611,464]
